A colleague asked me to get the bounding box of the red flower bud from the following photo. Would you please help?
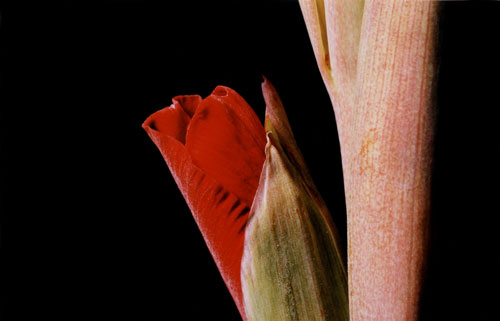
[143,87,267,320]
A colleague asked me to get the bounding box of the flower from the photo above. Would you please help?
[143,79,348,321]
[142,86,267,320]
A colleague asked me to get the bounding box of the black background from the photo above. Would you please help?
[1,1,499,320]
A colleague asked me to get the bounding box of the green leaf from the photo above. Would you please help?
[241,80,349,321]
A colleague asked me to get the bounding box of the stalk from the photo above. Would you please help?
[298,1,439,320]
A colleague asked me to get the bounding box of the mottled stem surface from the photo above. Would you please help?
[299,1,439,320]
[346,2,438,321]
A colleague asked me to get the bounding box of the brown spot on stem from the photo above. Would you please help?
[359,128,378,176]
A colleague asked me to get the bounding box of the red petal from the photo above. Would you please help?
[186,86,266,206]
[145,95,201,144]
[142,88,266,320]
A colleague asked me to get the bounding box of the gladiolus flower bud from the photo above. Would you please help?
[143,87,267,320]
[143,79,349,321]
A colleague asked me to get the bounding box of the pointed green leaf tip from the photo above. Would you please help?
[241,79,349,321]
